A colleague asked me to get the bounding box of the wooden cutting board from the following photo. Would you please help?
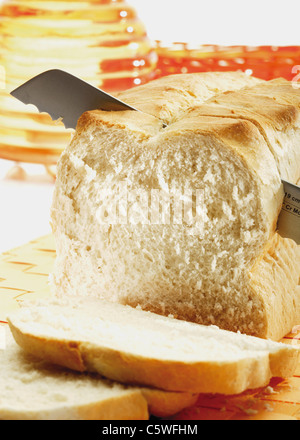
[0,235,299,420]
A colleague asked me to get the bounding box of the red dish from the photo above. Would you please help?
[155,42,300,82]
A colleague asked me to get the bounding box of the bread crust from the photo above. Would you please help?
[139,388,198,418]
[249,233,300,340]
[116,71,263,124]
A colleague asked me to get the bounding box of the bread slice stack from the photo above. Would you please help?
[6,298,299,402]
[51,72,300,341]
[0,326,198,420]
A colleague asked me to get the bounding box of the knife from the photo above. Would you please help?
[10,69,141,130]
[277,180,300,245]
[10,70,300,245]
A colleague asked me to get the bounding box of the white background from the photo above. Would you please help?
[0,0,299,46]
[0,0,299,253]
[130,0,300,46]
[0,163,54,253]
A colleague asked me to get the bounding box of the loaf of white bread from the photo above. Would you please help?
[0,326,198,420]
[51,72,300,341]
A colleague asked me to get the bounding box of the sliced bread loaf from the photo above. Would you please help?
[7,298,300,396]
[0,326,198,420]
[51,72,300,341]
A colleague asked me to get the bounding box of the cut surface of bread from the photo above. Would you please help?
[7,298,300,396]
[0,329,147,420]
[51,72,300,341]
[0,327,198,420]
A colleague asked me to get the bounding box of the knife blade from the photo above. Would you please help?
[278,180,300,245]
[10,70,300,244]
[10,69,141,130]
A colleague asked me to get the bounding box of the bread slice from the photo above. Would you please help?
[7,298,299,396]
[51,72,300,341]
[0,326,198,420]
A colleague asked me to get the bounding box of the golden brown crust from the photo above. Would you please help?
[245,79,300,110]
[8,323,86,372]
[75,392,149,421]
[76,108,163,138]
[77,71,263,131]
[213,90,298,132]
[117,71,263,124]
[140,388,198,418]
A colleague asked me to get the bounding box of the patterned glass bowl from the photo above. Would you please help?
[1,2,299,168]
[0,0,158,165]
